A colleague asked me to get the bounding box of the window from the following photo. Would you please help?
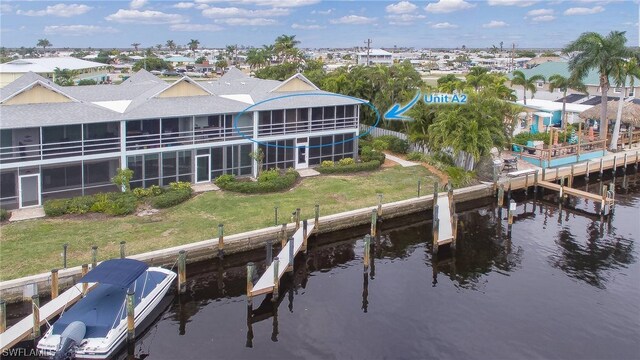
[629,88,635,97]
[308,133,357,165]
[536,82,544,88]
[260,140,294,170]
[613,87,622,94]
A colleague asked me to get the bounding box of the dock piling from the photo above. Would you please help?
[585,161,590,180]
[417,179,421,198]
[451,214,459,251]
[81,264,88,295]
[569,165,574,188]
[178,250,186,293]
[613,156,618,173]
[314,204,319,229]
[302,219,308,252]
[295,208,301,230]
[218,224,225,257]
[62,243,68,269]
[371,209,377,236]
[559,177,564,203]
[624,153,628,171]
[126,290,135,342]
[498,184,504,207]
[377,194,383,216]
[542,168,546,181]
[599,158,604,178]
[273,257,280,298]
[120,241,126,259]
[555,167,559,182]
[51,269,59,300]
[266,240,273,265]
[246,262,254,304]
[533,171,538,194]
[280,223,287,248]
[524,173,529,195]
[508,201,515,234]
[507,179,512,203]
[363,235,371,271]
[0,299,5,334]
[432,205,440,255]
[31,294,40,339]
[274,206,278,226]
[601,185,608,215]
[288,237,294,272]
[91,245,97,269]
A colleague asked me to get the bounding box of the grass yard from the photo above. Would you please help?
[0,166,436,280]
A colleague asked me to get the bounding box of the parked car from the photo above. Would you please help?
[161,70,180,77]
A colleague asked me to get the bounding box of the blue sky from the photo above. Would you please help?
[0,0,638,49]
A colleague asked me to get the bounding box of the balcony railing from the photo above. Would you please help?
[0,136,121,163]
[257,117,357,137]
[125,125,253,150]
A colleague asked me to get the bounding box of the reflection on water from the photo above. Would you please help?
[7,172,639,359]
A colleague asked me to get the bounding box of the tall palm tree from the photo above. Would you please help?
[37,39,52,53]
[610,55,640,149]
[166,40,176,52]
[511,70,545,105]
[466,66,489,91]
[564,31,631,140]
[188,39,200,57]
[274,34,300,63]
[548,74,588,133]
[131,43,141,52]
[225,44,238,65]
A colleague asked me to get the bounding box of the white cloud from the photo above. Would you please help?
[215,18,278,26]
[387,13,426,25]
[330,15,377,25]
[564,6,605,15]
[386,1,418,14]
[425,0,475,14]
[0,3,13,14]
[532,15,555,22]
[170,23,223,31]
[130,0,148,9]
[291,23,325,30]
[431,22,458,29]
[311,8,334,15]
[105,9,187,24]
[17,4,92,17]
[526,8,553,17]
[487,0,537,6]
[202,7,289,18]
[44,25,119,36]
[483,20,508,28]
[173,2,195,9]
[196,4,209,9]
[195,0,319,7]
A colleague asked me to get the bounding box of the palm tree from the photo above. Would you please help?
[131,43,141,52]
[188,39,200,57]
[548,74,588,133]
[511,70,545,105]
[466,66,489,91]
[564,31,631,140]
[274,34,300,63]
[53,67,79,86]
[37,39,52,53]
[610,55,640,149]
[225,44,238,65]
[166,40,176,52]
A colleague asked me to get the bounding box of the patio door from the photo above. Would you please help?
[195,154,210,183]
[19,174,40,208]
[295,139,308,169]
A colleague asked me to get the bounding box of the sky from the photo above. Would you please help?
[0,0,638,50]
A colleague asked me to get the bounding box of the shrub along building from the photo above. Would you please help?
[0,68,361,209]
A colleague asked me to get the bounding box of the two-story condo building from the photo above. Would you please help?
[0,68,361,209]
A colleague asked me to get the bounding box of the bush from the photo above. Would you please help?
[371,135,410,154]
[317,160,381,174]
[217,170,299,193]
[406,152,426,161]
[372,139,388,151]
[214,174,236,187]
[44,199,69,217]
[90,193,110,213]
[105,192,137,216]
[111,168,134,192]
[66,195,97,215]
[0,208,10,221]
[321,160,335,168]
[151,189,192,209]
[360,146,386,163]
[169,181,192,192]
[445,166,476,188]
[338,157,355,166]
[258,169,279,183]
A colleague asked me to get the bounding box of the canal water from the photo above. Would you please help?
[7,172,640,359]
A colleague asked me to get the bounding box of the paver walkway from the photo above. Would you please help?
[8,207,45,222]
[384,153,420,167]
[297,168,320,177]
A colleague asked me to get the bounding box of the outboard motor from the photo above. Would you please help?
[53,321,86,360]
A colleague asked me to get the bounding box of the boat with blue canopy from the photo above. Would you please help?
[37,259,176,359]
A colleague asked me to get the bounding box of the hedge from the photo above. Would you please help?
[317,160,381,174]
[215,170,299,193]
[151,188,192,209]
[360,146,386,163]
[0,208,11,221]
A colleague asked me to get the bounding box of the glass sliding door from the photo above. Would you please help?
[195,154,210,183]
[19,174,40,208]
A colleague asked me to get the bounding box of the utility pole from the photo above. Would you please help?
[364,38,372,66]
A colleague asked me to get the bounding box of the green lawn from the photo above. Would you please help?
[0,166,436,281]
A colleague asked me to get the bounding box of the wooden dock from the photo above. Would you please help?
[432,184,458,254]
[249,219,316,297]
[537,180,614,204]
[0,283,95,351]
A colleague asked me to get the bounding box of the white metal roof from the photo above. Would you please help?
[517,98,592,113]
[357,49,392,56]
[0,57,107,73]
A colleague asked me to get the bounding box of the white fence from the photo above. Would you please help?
[360,125,408,141]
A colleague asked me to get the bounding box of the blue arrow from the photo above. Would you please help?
[384,90,421,121]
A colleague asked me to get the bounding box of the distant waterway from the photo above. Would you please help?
[6,171,640,359]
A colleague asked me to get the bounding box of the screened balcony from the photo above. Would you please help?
[257,105,358,137]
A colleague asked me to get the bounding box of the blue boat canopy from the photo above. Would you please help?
[79,259,149,287]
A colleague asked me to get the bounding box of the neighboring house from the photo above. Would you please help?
[357,49,393,66]
[164,56,196,67]
[515,98,592,134]
[0,57,110,88]
[508,62,639,101]
[0,68,361,209]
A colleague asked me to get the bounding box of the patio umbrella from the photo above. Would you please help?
[579,100,640,127]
